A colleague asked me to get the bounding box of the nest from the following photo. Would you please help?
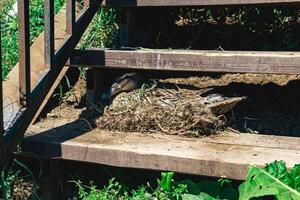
[96,87,243,136]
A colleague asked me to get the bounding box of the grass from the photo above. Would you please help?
[52,7,118,101]
[0,0,65,79]
[73,161,300,200]
[80,8,119,49]
[73,172,233,200]
[0,0,118,79]
[0,158,39,200]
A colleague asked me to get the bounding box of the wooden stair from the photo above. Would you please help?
[17,0,300,180]
[70,49,300,74]
[25,123,300,180]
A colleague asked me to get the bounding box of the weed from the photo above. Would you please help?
[0,158,39,200]
[73,178,128,200]
[73,161,300,200]
[73,172,188,200]
[52,75,74,103]
[80,8,119,49]
[0,166,20,199]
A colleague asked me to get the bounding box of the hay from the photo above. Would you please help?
[97,87,229,136]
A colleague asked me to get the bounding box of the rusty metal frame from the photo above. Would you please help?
[0,0,102,166]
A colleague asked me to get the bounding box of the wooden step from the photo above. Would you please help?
[102,0,300,7]
[70,48,300,74]
[23,122,300,180]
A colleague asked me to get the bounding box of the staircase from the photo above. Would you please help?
[1,0,300,173]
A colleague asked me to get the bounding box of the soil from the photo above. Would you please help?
[163,73,300,87]
[33,73,300,139]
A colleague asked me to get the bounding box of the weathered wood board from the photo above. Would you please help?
[24,122,300,180]
[70,49,300,74]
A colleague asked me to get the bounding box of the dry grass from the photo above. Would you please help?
[97,86,229,136]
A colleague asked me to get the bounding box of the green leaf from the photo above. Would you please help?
[158,172,174,192]
[239,166,300,200]
[178,179,238,200]
[291,164,300,192]
[265,160,294,188]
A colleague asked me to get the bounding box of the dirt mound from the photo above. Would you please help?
[96,87,235,136]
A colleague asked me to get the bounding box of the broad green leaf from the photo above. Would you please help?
[265,160,294,188]
[239,166,300,200]
[291,164,300,192]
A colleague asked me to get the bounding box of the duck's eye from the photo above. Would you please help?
[111,83,121,91]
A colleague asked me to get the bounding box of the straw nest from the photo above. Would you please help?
[97,86,244,136]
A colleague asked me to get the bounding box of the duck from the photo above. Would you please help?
[101,72,145,100]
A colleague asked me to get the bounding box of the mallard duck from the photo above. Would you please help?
[101,72,145,100]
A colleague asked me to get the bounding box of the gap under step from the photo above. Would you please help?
[70,48,300,74]
[102,0,300,7]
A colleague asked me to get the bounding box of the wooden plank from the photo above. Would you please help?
[27,119,300,151]
[66,0,76,35]
[156,132,300,151]
[18,0,31,107]
[70,49,300,74]
[103,0,300,6]
[23,125,300,180]
[44,0,55,70]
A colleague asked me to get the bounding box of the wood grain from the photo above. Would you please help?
[23,126,300,180]
[70,49,300,74]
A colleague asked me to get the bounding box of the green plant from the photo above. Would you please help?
[0,0,65,79]
[74,178,129,200]
[80,7,119,49]
[239,160,300,200]
[73,172,234,200]
[0,158,39,200]
[0,166,20,199]
[73,161,300,200]
[177,179,238,200]
[52,75,73,102]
